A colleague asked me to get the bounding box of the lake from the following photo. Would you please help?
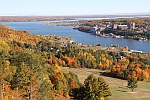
[0,20,150,52]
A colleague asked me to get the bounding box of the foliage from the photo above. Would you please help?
[71,74,111,100]
[78,26,90,32]
[0,23,150,99]
[127,77,138,92]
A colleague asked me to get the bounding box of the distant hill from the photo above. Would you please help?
[0,13,150,22]
[0,16,71,22]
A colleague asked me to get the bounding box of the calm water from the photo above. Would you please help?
[1,21,150,52]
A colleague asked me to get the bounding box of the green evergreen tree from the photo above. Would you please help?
[84,74,111,100]
[71,74,111,100]
[127,77,138,92]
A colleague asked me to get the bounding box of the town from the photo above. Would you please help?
[90,22,135,39]
[77,17,150,42]
[45,17,150,42]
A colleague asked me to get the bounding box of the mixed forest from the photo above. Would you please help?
[0,23,150,100]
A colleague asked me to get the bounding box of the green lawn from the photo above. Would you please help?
[61,67,150,100]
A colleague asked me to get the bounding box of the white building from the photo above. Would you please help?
[90,25,99,33]
[90,25,106,34]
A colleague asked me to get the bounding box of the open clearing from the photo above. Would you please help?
[81,45,123,52]
[61,67,150,100]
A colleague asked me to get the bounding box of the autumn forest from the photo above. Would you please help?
[0,23,150,100]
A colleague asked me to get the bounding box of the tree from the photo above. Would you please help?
[124,46,129,51]
[71,74,111,100]
[127,77,138,92]
[38,74,54,100]
[84,75,111,100]
[11,62,40,100]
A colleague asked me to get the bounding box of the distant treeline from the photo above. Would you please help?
[0,16,71,22]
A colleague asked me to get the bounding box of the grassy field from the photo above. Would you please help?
[61,67,150,100]
[81,45,123,52]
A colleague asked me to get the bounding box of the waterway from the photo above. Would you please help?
[1,19,150,52]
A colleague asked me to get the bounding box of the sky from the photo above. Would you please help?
[0,0,150,16]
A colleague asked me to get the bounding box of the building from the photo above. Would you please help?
[100,26,106,31]
[112,22,135,30]
[90,25,106,34]
[128,22,135,30]
[90,25,99,34]
[112,24,118,29]
[122,50,143,54]
[117,25,128,30]
[116,56,126,61]
[105,22,111,28]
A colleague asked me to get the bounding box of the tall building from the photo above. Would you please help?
[112,24,118,29]
[128,22,135,30]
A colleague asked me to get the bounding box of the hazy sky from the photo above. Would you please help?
[0,0,150,16]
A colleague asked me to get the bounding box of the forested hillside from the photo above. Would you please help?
[0,24,112,100]
[0,24,81,100]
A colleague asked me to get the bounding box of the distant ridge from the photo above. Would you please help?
[63,12,150,18]
[1,12,150,17]
[0,12,150,22]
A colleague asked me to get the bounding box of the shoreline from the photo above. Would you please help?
[77,29,150,43]
[1,21,150,52]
